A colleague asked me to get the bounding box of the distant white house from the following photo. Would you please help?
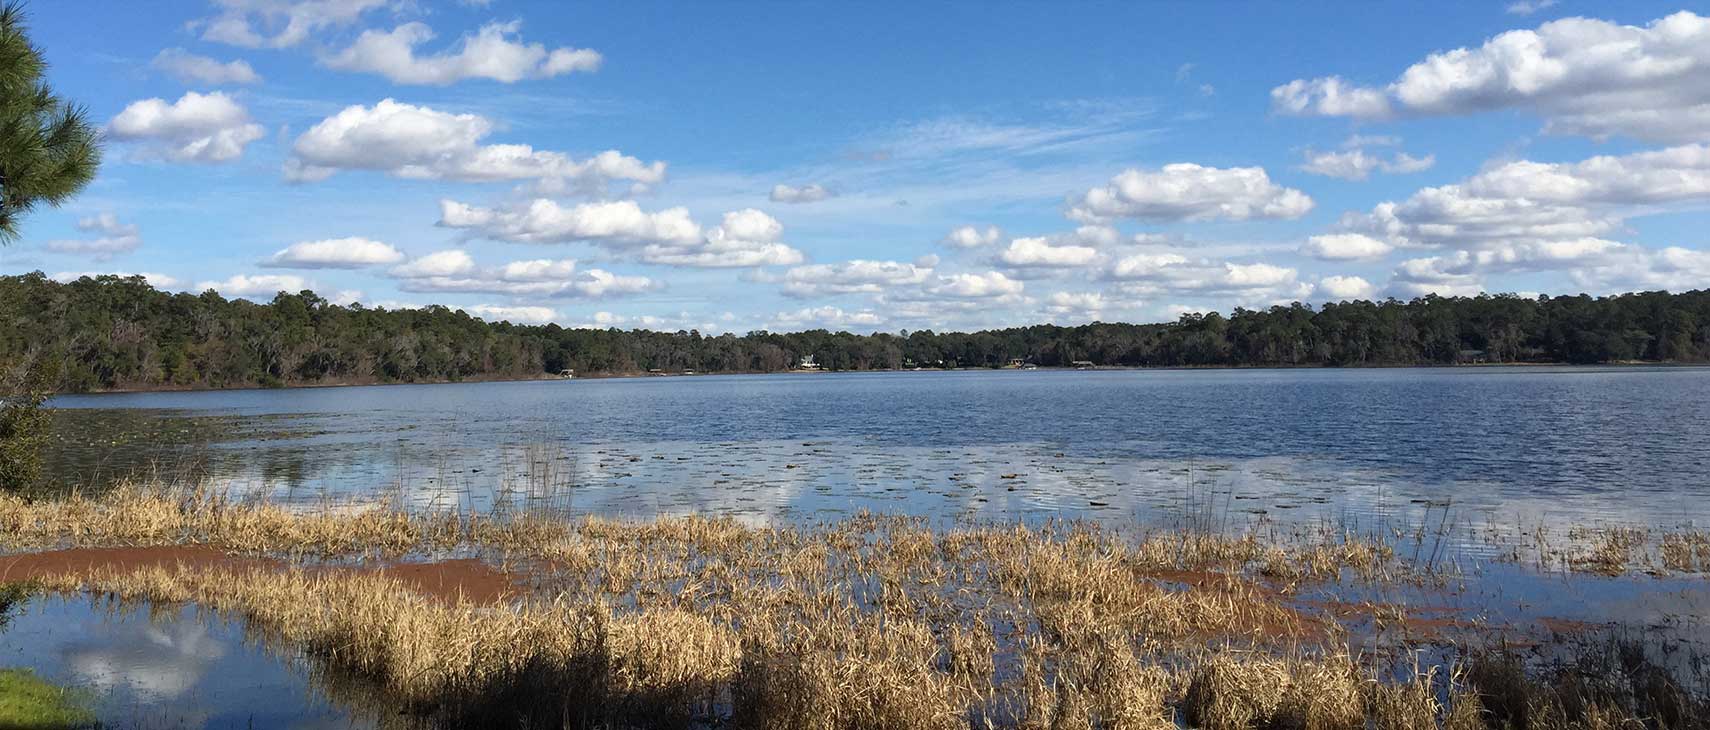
[798,355,820,370]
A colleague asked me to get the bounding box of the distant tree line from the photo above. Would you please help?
[3,272,1709,392]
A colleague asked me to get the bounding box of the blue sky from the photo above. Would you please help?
[4,0,1709,332]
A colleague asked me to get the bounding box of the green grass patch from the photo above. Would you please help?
[0,668,96,729]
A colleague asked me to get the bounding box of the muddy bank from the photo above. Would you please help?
[0,545,519,604]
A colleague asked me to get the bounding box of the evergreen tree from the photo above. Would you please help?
[0,2,98,489]
[0,1,100,242]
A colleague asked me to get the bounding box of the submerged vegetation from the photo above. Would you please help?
[1,484,1706,728]
[4,273,1710,391]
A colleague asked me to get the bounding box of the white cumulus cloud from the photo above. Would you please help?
[439,198,701,246]
[941,225,1003,249]
[1044,291,1108,322]
[263,237,405,269]
[769,306,885,331]
[1271,11,1710,143]
[1344,144,1710,251]
[568,269,657,298]
[197,0,388,49]
[285,99,664,187]
[389,251,656,299]
[108,92,264,163]
[497,257,578,282]
[390,250,476,278]
[642,209,803,268]
[1106,254,1308,304]
[324,20,600,85]
[779,259,933,297]
[196,273,312,298]
[464,304,558,325]
[923,271,1025,299]
[997,236,1100,268]
[1069,164,1313,223]
[441,200,801,268]
[1317,275,1377,301]
[1569,246,1710,292]
[1300,233,1394,261]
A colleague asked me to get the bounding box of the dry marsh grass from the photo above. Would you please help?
[1660,533,1710,574]
[1568,527,1651,576]
[1492,522,1710,577]
[4,484,1707,729]
[1459,646,1707,730]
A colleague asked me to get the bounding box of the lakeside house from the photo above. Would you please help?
[798,355,820,370]
[558,369,575,379]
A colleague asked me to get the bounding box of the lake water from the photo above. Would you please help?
[44,366,1710,544]
[21,366,1710,726]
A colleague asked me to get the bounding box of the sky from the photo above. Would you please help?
[4,0,1710,334]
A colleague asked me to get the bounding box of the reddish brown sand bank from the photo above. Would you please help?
[1,545,518,604]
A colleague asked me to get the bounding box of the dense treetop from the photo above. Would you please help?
[3,272,1707,392]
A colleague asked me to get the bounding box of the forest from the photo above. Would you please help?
[3,271,1709,392]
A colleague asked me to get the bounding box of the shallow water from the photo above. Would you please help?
[4,564,1705,728]
[44,367,1710,543]
[0,594,370,728]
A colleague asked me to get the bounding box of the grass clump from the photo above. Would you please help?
[1181,653,1365,730]
[1461,644,1707,730]
[1569,528,1649,576]
[1659,533,1710,573]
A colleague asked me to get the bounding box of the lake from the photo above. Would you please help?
[21,365,1710,727]
[45,366,1710,547]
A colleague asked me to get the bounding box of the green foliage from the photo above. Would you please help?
[0,1,101,242]
[0,668,97,729]
[1,272,1708,393]
[0,583,90,726]
[0,355,50,490]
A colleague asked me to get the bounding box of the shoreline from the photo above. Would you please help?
[49,359,1706,397]
[3,488,1704,728]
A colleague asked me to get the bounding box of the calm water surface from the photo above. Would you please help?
[44,366,1710,537]
[20,366,1710,726]
[0,595,370,728]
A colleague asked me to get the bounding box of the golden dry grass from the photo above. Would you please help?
[1568,527,1649,576]
[1507,523,1710,577]
[4,484,1704,729]
[1660,532,1710,574]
